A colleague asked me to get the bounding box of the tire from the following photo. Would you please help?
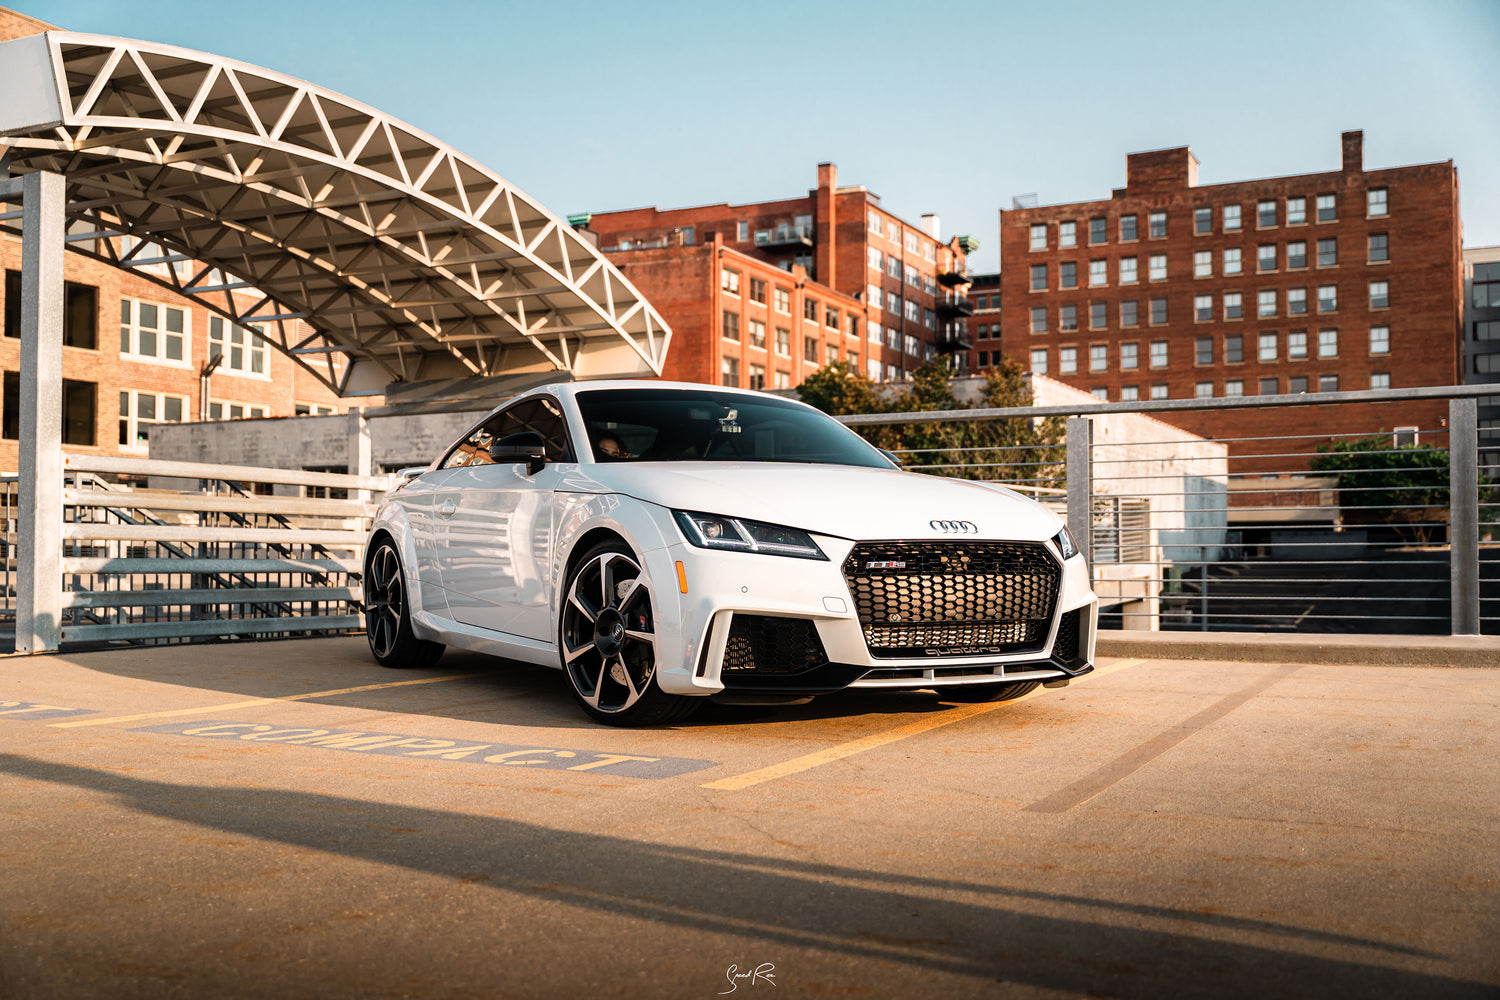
[939,680,1041,703]
[558,540,700,727]
[364,539,444,669]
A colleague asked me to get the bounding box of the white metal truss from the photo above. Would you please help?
[0,31,671,395]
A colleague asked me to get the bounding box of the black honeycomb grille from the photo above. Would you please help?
[1053,607,1082,664]
[842,541,1060,659]
[723,614,827,674]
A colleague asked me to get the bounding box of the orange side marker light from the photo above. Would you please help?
[676,561,689,594]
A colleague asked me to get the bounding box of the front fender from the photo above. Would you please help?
[367,500,446,641]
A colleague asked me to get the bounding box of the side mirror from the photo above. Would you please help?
[393,466,427,490]
[490,431,547,475]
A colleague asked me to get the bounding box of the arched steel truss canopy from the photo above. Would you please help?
[0,31,670,395]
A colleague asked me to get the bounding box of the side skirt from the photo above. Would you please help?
[411,610,560,668]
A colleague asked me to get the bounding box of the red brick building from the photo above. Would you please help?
[964,273,1001,370]
[585,163,975,387]
[0,6,349,472]
[998,131,1463,468]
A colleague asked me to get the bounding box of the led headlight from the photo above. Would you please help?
[672,510,827,560]
[1053,525,1080,561]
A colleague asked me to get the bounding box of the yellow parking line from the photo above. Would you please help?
[48,673,489,729]
[700,658,1147,791]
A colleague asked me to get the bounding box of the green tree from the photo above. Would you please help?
[1309,435,1497,543]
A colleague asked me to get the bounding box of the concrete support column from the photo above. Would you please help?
[16,170,65,653]
[1449,397,1479,636]
[1065,416,1093,566]
[347,406,371,502]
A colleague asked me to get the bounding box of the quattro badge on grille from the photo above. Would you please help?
[930,520,978,534]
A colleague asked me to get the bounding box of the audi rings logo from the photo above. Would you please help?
[930,519,978,534]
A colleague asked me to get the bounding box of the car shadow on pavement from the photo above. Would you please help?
[2,753,1484,1000]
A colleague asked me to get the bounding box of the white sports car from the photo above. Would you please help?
[364,381,1098,726]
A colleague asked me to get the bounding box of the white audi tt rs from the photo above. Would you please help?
[363,381,1098,726]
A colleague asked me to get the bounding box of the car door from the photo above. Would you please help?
[435,396,575,640]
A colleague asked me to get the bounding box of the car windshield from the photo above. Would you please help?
[575,388,893,468]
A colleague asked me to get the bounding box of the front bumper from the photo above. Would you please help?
[641,524,1098,697]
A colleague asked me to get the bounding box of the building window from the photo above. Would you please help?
[774,287,791,313]
[1195,208,1213,235]
[825,306,839,329]
[1223,248,1242,275]
[1369,280,1389,309]
[804,298,819,322]
[1121,342,1139,370]
[748,319,766,349]
[1149,212,1167,238]
[1288,287,1308,315]
[886,326,899,349]
[1031,264,1047,290]
[1258,200,1277,228]
[722,311,740,341]
[1288,331,1308,359]
[1150,297,1167,324]
[886,291,900,314]
[1060,304,1078,331]
[1368,188,1388,217]
[1030,223,1047,250]
[1316,193,1337,222]
[1317,285,1338,312]
[1089,218,1107,245]
[1370,325,1390,354]
[12,374,97,444]
[826,344,840,366]
[1259,332,1278,361]
[207,400,266,421]
[721,267,741,295]
[888,256,901,279]
[1089,260,1107,287]
[978,324,989,340]
[1150,340,1168,368]
[1121,300,1139,326]
[1060,262,1077,288]
[208,316,267,375]
[4,273,99,349]
[1090,344,1107,371]
[1224,379,1244,397]
[1090,387,1108,400]
[1260,377,1279,395]
[1257,244,1277,273]
[1194,251,1212,278]
[1151,383,1169,400]
[1195,336,1213,364]
[1290,375,1309,394]
[1196,381,1214,398]
[1317,238,1338,267]
[1287,241,1308,270]
[1060,221,1077,248]
[1287,197,1307,226]
[1059,347,1078,374]
[868,247,883,271]
[1371,372,1390,390]
[1031,307,1047,334]
[1223,292,1243,320]
[746,364,765,390]
[1368,233,1389,263]
[1194,295,1213,322]
[748,277,766,304]
[904,300,919,323]
[120,299,188,364]
[1121,385,1139,401]
[1027,348,1047,374]
[1120,215,1138,241]
[1225,333,1244,364]
[1319,374,1340,392]
[1119,257,1138,284]
[721,356,739,386]
[736,221,749,241]
[977,351,989,367]
[775,327,790,356]
[1475,263,1500,306]
[1318,328,1338,357]
[1223,205,1241,231]
[1149,254,1167,281]
[1090,302,1107,329]
[773,370,791,390]
[805,336,819,362]
[1258,290,1277,318]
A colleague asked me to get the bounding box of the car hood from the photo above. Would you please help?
[576,462,1063,542]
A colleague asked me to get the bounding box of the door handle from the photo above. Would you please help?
[438,498,457,519]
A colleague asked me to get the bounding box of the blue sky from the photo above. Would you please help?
[20,0,1500,273]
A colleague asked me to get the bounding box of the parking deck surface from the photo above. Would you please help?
[1,637,1496,998]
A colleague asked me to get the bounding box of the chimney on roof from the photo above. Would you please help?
[816,162,836,289]
[920,214,940,239]
[1342,130,1363,174]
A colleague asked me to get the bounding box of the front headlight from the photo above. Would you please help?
[672,510,827,560]
[1053,525,1080,561]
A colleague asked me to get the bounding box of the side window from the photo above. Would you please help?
[439,397,574,470]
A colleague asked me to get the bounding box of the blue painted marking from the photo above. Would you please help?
[0,701,98,721]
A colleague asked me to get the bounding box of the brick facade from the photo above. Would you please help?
[998,131,1463,474]
[586,163,973,387]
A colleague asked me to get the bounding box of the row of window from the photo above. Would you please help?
[866,249,940,294]
[721,268,862,337]
[1028,355,1388,400]
[721,346,865,390]
[1474,262,1500,308]
[1027,190,1389,250]
[1025,327,1391,376]
[867,210,938,262]
[1030,282,1390,333]
[1029,236,1389,292]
